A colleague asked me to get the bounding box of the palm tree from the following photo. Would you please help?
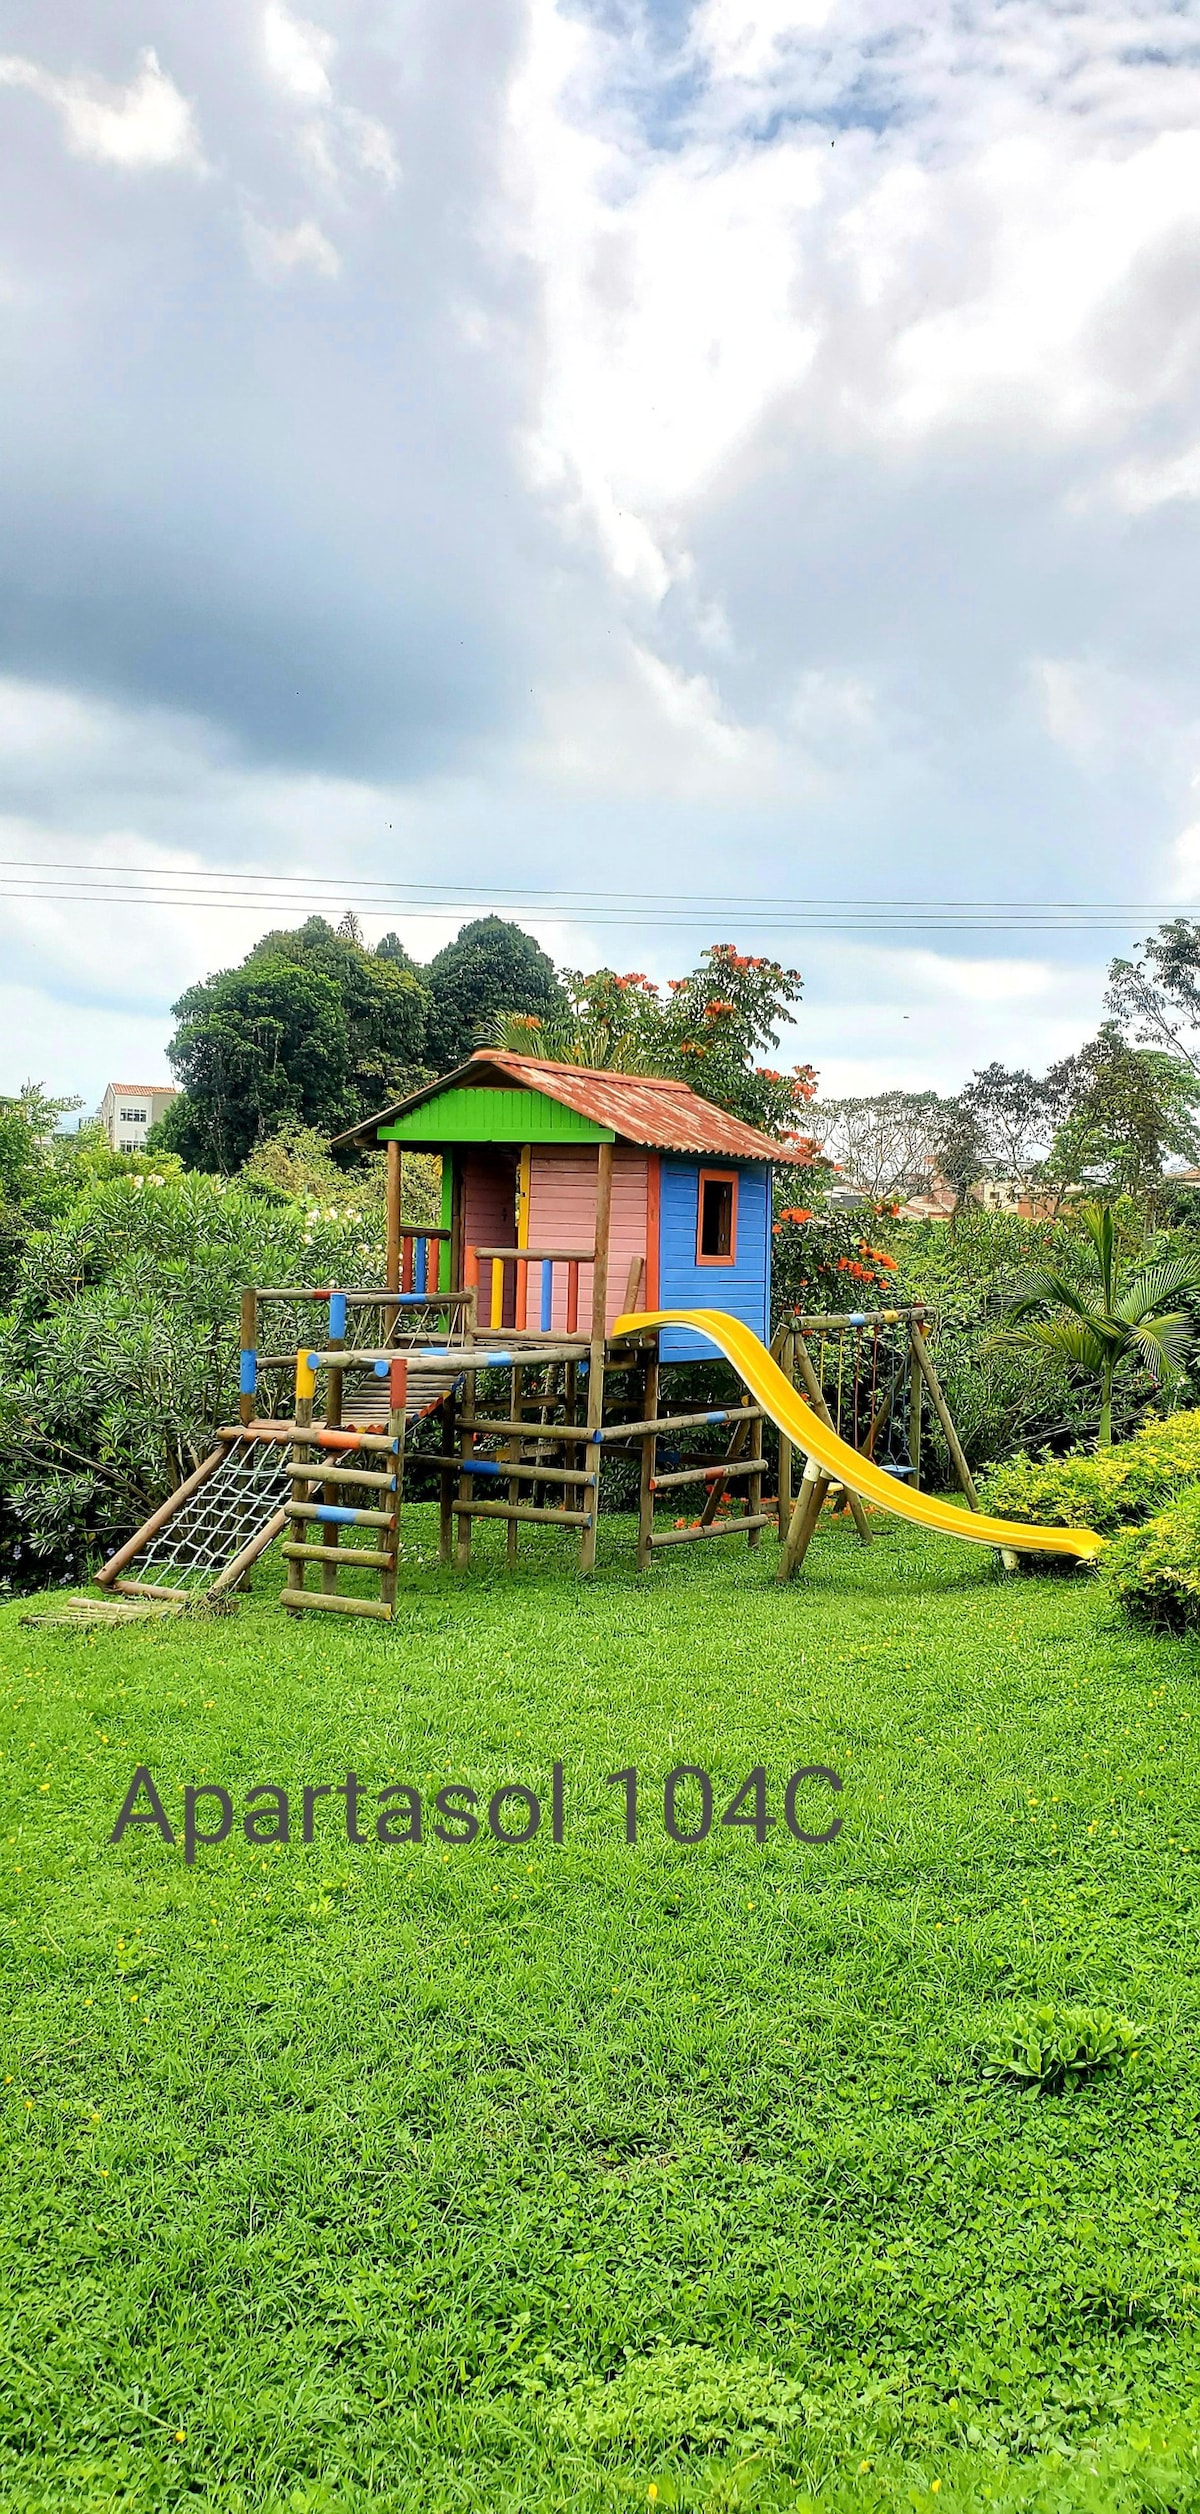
[990,1202,1200,1447]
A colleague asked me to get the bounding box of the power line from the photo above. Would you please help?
[0,858,1191,933]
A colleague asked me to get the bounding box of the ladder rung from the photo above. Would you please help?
[650,1458,767,1491]
[287,1462,397,1489]
[280,1543,394,1568]
[288,1501,395,1529]
[280,1589,393,1620]
[454,1500,592,1527]
[649,1512,776,1547]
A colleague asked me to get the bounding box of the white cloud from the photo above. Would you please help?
[263,1,334,106]
[0,45,202,171]
[260,3,400,195]
[243,214,341,281]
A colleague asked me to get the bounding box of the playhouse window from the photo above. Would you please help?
[697,1169,738,1263]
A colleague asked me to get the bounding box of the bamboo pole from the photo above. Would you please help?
[579,1144,613,1574]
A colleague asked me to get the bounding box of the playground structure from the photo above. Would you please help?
[95,1051,1101,1616]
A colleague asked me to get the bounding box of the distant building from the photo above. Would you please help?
[97,1083,178,1154]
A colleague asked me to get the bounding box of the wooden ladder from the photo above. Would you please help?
[281,1353,407,1622]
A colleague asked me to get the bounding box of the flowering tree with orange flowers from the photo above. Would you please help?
[770,1198,903,1320]
[555,945,821,1142]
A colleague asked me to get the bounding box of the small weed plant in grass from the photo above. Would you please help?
[978,2002,1142,2095]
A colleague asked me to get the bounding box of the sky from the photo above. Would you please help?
[2,0,1200,1113]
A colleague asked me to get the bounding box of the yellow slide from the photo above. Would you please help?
[614,1309,1104,1561]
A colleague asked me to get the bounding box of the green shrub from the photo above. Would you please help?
[1106,1482,1200,1630]
[981,1408,1200,1532]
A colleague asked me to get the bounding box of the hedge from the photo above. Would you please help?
[1105,1483,1200,1631]
[980,1409,1200,1534]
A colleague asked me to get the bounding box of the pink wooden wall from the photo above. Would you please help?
[527,1146,648,1333]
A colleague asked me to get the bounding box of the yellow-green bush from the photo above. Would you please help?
[1105,1483,1200,1630]
[981,1409,1200,1533]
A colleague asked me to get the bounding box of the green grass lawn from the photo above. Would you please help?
[5,1510,1200,2513]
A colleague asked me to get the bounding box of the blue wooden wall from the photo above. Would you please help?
[657,1158,772,1362]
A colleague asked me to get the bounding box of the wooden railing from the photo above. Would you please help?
[465,1246,595,1334]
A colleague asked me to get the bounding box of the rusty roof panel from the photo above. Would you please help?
[333,1051,802,1160]
[479,1054,787,1159]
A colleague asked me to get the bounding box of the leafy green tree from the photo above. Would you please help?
[158,957,351,1171]
[990,1201,1200,1446]
[1044,1025,1200,1210]
[0,1171,385,1588]
[424,917,566,1072]
[960,1062,1054,1179]
[1107,918,1200,1077]
[249,917,428,1111]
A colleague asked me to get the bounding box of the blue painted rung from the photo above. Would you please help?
[314,1504,366,1526]
[540,1258,553,1333]
[328,1293,347,1340]
[239,1349,257,1395]
[461,1459,501,1477]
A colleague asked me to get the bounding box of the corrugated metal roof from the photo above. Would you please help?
[334,1052,790,1160]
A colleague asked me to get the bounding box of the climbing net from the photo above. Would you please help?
[130,1436,293,1593]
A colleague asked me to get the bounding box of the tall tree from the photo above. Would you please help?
[249,917,428,1111]
[424,917,567,1072]
[1107,919,1200,1077]
[961,1062,1054,1179]
[807,1091,946,1200]
[1043,1025,1200,1210]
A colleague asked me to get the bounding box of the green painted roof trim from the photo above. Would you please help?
[378,1085,613,1146]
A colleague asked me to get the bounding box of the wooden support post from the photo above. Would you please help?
[385,1142,402,1292]
[776,1328,794,1534]
[699,1408,751,1528]
[637,1342,659,1572]
[579,1143,613,1575]
[456,1366,476,1567]
[322,1307,344,1600]
[506,1364,522,1565]
[778,1455,830,1581]
[909,1332,923,1493]
[438,1385,457,1565]
[591,1142,613,1346]
[385,1140,402,1347]
[381,1360,405,1614]
[790,1331,873,1546]
[909,1319,979,1509]
[579,1348,604,1576]
[239,1288,258,1427]
[284,1357,315,1613]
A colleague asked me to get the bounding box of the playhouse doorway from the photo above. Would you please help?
[459,1146,520,1327]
